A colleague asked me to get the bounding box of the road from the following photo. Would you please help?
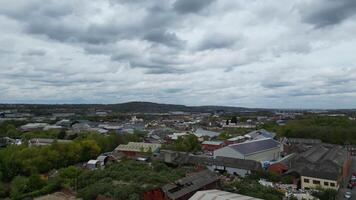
[338,157,356,200]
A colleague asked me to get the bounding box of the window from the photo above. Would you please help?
[313,180,321,185]
[324,182,329,186]
[304,178,310,183]
[330,183,335,187]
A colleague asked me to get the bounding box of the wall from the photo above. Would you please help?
[301,176,339,190]
[213,147,244,159]
[268,163,288,175]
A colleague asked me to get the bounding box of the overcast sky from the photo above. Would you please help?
[1,0,356,108]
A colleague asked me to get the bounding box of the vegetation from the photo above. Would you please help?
[162,134,201,152]
[223,176,284,200]
[311,188,338,200]
[72,160,188,200]
[279,115,356,144]
[0,139,100,182]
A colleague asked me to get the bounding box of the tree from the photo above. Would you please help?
[231,116,238,124]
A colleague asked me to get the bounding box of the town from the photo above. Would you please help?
[1,102,356,200]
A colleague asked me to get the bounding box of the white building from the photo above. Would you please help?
[214,138,281,162]
[189,189,262,200]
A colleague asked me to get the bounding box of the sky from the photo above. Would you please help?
[0,0,356,109]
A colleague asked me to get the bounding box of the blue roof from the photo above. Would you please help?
[229,139,280,155]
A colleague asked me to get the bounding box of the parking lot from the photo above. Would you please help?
[338,158,356,200]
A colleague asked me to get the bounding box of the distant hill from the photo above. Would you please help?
[0,101,253,114]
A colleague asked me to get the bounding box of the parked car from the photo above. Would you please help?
[348,182,353,189]
[344,191,352,199]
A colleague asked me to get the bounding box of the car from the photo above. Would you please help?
[345,191,352,199]
[348,183,353,189]
[352,172,356,177]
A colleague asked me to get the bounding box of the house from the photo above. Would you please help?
[285,144,351,190]
[28,138,72,147]
[201,141,224,152]
[189,189,263,200]
[114,142,161,158]
[214,138,281,162]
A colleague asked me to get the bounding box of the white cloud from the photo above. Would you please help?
[0,0,356,108]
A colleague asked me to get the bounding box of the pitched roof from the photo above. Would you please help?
[287,144,349,180]
[245,129,275,140]
[228,138,280,156]
[115,142,161,152]
[189,189,263,200]
[202,141,224,145]
[162,170,218,200]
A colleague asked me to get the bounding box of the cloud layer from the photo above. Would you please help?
[0,0,356,108]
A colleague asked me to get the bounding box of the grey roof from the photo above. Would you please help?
[189,189,263,200]
[159,151,262,172]
[287,144,349,180]
[229,139,280,156]
[245,129,275,140]
[194,128,220,137]
[162,170,218,200]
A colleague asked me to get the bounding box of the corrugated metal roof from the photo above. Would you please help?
[162,170,218,200]
[229,138,280,155]
[189,189,263,200]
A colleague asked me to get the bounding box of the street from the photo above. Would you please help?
[338,157,356,200]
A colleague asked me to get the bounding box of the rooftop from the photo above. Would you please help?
[162,170,218,200]
[189,189,263,200]
[115,142,161,153]
[228,138,280,156]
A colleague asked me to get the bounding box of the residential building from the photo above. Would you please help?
[189,189,262,200]
[214,138,281,162]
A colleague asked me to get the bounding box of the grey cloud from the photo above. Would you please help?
[262,81,295,89]
[143,29,185,48]
[198,35,237,50]
[164,88,184,93]
[173,0,215,14]
[300,0,356,27]
[23,49,46,56]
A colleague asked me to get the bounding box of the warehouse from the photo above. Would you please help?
[213,138,281,162]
